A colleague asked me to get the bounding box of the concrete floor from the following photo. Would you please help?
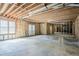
[0,35,79,56]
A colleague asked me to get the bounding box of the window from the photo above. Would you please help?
[0,19,16,40]
[9,21,16,33]
[0,35,3,40]
[29,24,35,36]
[0,20,8,34]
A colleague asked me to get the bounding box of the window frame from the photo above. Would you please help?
[0,18,16,40]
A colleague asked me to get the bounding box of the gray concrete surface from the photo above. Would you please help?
[0,35,79,56]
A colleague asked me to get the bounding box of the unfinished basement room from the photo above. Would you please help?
[0,3,79,56]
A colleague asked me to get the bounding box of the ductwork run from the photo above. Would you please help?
[28,3,63,16]
[0,4,9,15]
[22,3,63,19]
[65,3,79,7]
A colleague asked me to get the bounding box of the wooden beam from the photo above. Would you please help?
[15,3,35,15]
[0,4,9,15]
[3,3,17,16]
[8,3,26,16]
[10,3,35,19]
[16,4,44,18]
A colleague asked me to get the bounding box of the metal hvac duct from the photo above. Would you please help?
[28,3,63,16]
[65,3,79,7]
[22,3,63,19]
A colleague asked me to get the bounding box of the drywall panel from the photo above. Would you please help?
[40,23,47,35]
[75,16,79,38]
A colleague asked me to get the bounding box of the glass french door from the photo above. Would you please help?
[29,24,35,36]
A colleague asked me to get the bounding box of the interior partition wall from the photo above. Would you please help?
[0,19,16,40]
[54,21,73,35]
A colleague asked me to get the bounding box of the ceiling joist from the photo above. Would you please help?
[7,3,26,16]
[15,3,35,15]
[0,4,9,15]
[16,4,44,18]
[3,3,17,16]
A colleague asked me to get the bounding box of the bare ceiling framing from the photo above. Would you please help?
[0,3,79,23]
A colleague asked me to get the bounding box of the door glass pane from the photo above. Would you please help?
[29,24,35,36]
[32,25,35,35]
[29,24,32,35]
